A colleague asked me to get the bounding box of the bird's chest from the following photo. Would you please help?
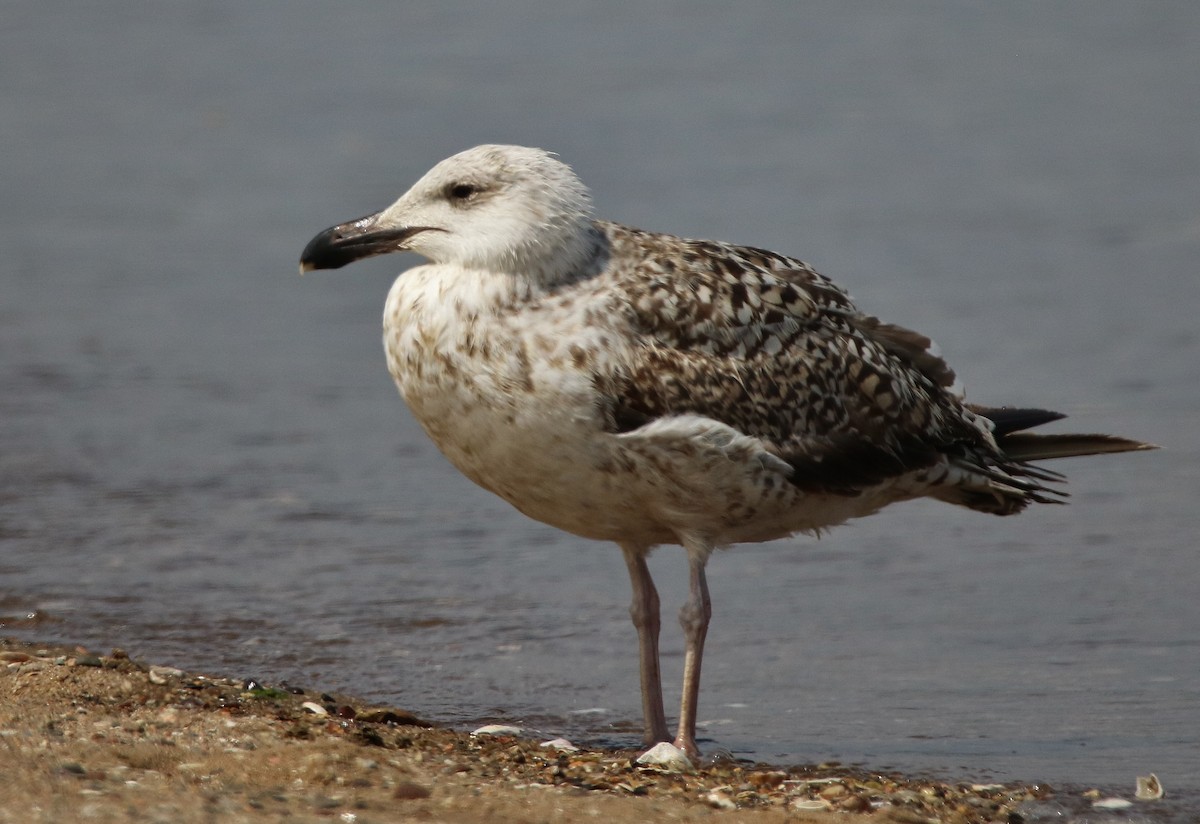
[381,271,612,513]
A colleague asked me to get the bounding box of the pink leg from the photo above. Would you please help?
[620,543,669,746]
[673,545,712,760]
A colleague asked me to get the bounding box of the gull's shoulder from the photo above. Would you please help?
[593,219,858,330]
[589,220,954,388]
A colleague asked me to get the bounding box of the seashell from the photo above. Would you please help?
[1135,773,1163,800]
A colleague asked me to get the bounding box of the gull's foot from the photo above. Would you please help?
[672,733,701,764]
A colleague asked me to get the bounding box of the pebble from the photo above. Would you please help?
[881,808,937,823]
[818,782,847,799]
[357,708,432,727]
[749,771,786,790]
[838,793,869,812]
[538,737,579,752]
[701,789,736,810]
[393,781,432,800]
[470,724,522,737]
[635,742,694,773]
[147,666,184,685]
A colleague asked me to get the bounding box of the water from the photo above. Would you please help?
[2,2,1198,811]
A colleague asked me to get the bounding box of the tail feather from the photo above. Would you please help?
[999,432,1156,462]
[971,405,1156,460]
[932,406,1156,516]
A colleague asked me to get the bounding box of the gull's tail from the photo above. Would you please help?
[932,405,1156,516]
[977,405,1156,461]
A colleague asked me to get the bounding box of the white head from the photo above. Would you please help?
[300,145,596,284]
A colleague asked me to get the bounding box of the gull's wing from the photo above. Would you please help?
[594,223,992,493]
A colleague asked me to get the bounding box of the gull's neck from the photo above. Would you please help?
[481,219,608,295]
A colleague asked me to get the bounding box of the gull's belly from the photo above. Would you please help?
[398,374,667,542]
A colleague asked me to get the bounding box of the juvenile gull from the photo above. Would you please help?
[299,144,1152,758]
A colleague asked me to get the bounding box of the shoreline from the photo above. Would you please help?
[0,637,1112,822]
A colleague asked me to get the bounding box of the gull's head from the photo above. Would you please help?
[299,145,594,281]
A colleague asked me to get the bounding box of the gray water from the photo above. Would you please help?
[3,2,1198,810]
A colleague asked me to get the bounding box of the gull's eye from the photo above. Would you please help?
[446,182,479,202]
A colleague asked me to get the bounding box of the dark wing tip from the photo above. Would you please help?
[969,405,1067,436]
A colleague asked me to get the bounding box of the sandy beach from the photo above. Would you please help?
[0,637,1065,823]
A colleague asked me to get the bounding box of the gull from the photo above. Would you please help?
[299,144,1152,759]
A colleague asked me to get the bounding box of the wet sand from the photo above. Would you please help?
[0,638,1064,824]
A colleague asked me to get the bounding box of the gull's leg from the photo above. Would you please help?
[620,543,669,746]
[673,541,713,760]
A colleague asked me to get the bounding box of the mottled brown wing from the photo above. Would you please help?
[598,225,987,492]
